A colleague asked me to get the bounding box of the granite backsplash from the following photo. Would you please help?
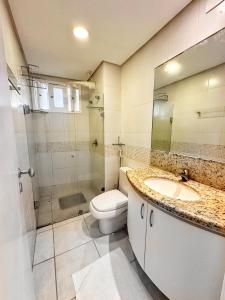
[150,150,225,191]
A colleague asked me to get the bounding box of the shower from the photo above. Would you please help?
[152,91,173,152]
[25,77,105,227]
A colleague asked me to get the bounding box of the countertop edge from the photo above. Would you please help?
[126,169,225,238]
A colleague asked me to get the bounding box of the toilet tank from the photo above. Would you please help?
[119,167,132,196]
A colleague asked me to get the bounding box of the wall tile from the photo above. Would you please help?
[104,86,121,110]
[103,63,121,88]
[52,152,67,169]
[104,110,121,135]
[48,113,65,132]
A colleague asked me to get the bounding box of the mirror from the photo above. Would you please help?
[152,28,225,163]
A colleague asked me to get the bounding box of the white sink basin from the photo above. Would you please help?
[144,177,200,201]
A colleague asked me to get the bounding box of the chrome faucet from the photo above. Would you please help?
[179,169,189,182]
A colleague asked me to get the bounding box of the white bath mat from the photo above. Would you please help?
[72,248,152,300]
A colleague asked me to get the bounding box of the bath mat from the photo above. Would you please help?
[59,193,87,209]
[72,248,151,300]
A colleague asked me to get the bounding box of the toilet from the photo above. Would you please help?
[89,167,132,234]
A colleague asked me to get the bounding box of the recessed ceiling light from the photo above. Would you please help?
[73,26,89,40]
[164,61,181,74]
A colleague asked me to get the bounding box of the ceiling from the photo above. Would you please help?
[9,0,191,80]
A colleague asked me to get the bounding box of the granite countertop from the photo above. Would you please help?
[127,166,225,237]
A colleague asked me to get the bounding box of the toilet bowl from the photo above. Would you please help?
[89,167,132,234]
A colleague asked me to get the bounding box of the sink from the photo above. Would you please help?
[144,177,200,201]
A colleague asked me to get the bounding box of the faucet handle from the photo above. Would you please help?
[179,169,189,182]
[182,169,189,176]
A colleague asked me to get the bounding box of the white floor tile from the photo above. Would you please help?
[72,248,152,300]
[33,259,57,300]
[94,230,134,262]
[55,241,99,300]
[52,209,81,224]
[53,215,83,229]
[37,225,53,234]
[54,218,92,255]
[33,230,54,265]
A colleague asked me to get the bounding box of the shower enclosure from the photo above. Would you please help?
[151,94,173,152]
[25,79,105,227]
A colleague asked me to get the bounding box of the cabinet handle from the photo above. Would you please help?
[140,203,144,219]
[149,209,153,227]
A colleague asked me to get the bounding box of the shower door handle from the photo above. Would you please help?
[18,167,35,178]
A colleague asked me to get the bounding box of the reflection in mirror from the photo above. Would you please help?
[152,28,225,162]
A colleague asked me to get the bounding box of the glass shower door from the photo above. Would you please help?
[29,82,105,228]
[73,89,105,214]
[151,100,174,152]
[88,91,105,195]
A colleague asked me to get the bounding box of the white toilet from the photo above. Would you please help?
[89,167,132,234]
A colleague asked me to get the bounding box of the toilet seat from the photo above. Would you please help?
[90,190,128,219]
[92,190,128,212]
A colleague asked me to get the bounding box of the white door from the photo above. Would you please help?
[145,203,225,300]
[0,29,35,300]
[128,187,148,268]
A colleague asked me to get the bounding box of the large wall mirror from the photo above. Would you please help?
[152,28,225,162]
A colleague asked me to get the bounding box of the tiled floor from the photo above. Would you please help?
[37,183,97,227]
[33,213,168,300]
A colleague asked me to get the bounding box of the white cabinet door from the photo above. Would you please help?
[128,187,148,268]
[145,203,225,300]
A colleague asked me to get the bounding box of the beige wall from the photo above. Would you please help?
[121,0,225,167]
[0,0,24,77]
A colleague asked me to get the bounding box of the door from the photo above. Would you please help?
[128,187,148,268]
[0,29,35,299]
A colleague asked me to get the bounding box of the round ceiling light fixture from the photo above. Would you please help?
[73,26,89,40]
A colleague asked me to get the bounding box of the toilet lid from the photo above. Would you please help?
[91,190,128,212]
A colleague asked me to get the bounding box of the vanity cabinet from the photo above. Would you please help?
[128,186,225,300]
[127,187,148,269]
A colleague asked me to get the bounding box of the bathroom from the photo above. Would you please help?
[1,0,225,299]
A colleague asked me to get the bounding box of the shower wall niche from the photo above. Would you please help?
[30,81,104,227]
